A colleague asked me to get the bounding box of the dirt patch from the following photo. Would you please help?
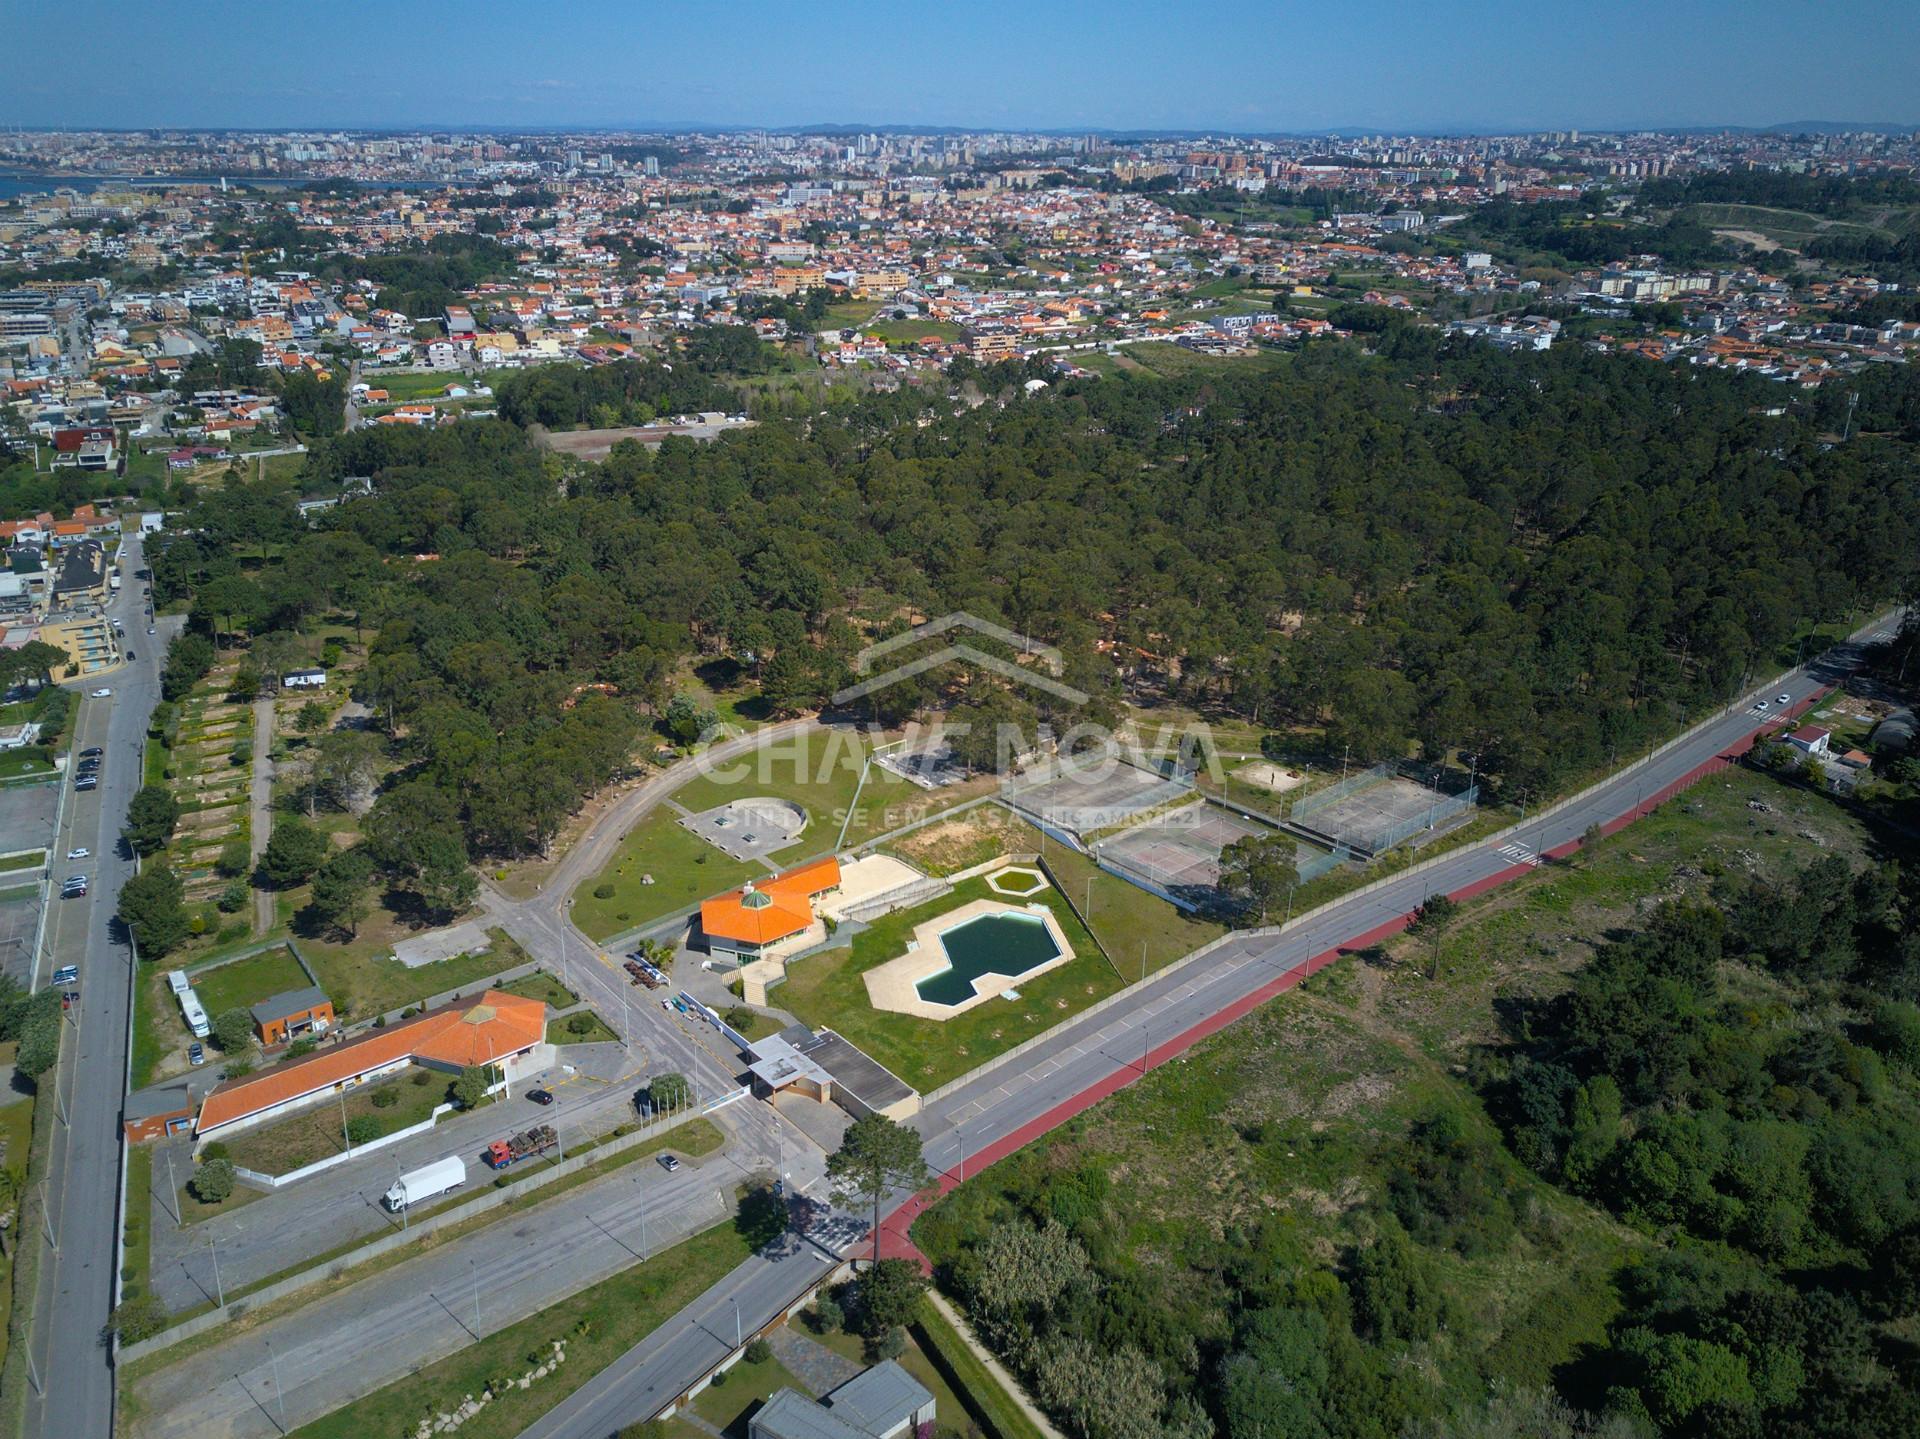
[886,806,1026,876]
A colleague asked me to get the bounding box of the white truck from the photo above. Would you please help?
[382,1156,467,1212]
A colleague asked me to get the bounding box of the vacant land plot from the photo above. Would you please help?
[222,1069,453,1177]
[778,874,1112,1092]
[883,804,1031,876]
[0,887,41,986]
[191,945,313,1019]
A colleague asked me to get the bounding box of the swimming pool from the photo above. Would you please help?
[915,911,1065,1008]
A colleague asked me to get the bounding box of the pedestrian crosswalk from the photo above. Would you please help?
[1497,842,1542,867]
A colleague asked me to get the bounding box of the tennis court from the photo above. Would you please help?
[1290,772,1473,857]
[1003,758,1192,840]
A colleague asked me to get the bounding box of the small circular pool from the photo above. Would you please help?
[915,911,1064,1007]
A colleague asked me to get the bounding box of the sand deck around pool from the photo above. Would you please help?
[862,898,1075,1020]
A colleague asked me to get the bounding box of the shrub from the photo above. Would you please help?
[724,1005,756,1032]
[120,1265,137,1282]
[372,1086,399,1109]
[286,1037,317,1059]
[811,1292,845,1334]
[567,1012,595,1036]
[191,1158,236,1204]
[411,1069,431,1085]
[198,1141,229,1162]
[744,1337,772,1364]
[346,1114,382,1145]
[593,883,615,900]
[216,880,249,913]
[109,1295,170,1343]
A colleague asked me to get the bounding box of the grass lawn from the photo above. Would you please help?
[669,727,873,829]
[547,1009,618,1045]
[499,971,578,1009]
[0,850,43,872]
[287,1221,753,1439]
[677,1350,811,1437]
[864,318,964,345]
[1034,840,1225,975]
[777,874,1116,1093]
[0,753,54,781]
[818,300,879,331]
[0,1097,35,1347]
[361,369,462,401]
[190,945,313,1018]
[174,1162,270,1227]
[298,925,530,1021]
[906,1298,1048,1439]
[571,812,764,941]
[222,1070,454,1177]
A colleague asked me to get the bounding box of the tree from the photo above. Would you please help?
[108,1295,170,1343]
[1409,893,1459,979]
[735,1177,788,1251]
[648,1072,691,1112]
[259,818,329,887]
[190,1158,236,1204]
[210,1008,253,1054]
[1218,831,1300,925]
[449,1064,491,1109]
[305,848,376,937]
[124,784,181,856]
[827,1114,931,1264]
[296,699,330,734]
[117,864,190,957]
[859,1257,927,1337]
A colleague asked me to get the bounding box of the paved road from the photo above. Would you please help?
[148,1052,642,1311]
[516,620,1898,1438]
[128,1096,820,1439]
[23,535,175,1439]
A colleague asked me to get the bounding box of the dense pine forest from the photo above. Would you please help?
[146,336,1920,880]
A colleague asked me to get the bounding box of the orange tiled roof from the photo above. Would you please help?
[701,856,841,946]
[196,990,544,1132]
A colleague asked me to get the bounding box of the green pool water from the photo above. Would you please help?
[915,911,1064,1007]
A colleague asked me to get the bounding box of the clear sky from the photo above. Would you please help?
[5,0,1917,135]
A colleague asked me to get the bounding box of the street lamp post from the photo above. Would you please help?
[469,1258,482,1336]
[267,1337,287,1429]
[208,1235,225,1308]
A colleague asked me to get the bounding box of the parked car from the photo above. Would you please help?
[188,1043,205,1066]
[79,747,102,758]
[657,1154,682,1173]
[74,777,96,791]
[147,625,155,635]
[67,847,89,860]
[51,965,78,986]
[526,1087,554,1106]
[89,688,112,698]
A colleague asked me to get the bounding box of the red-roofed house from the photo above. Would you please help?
[1786,725,1831,757]
[191,989,547,1147]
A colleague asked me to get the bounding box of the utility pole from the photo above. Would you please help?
[469,1258,481,1336]
[267,1337,287,1429]
[209,1235,225,1308]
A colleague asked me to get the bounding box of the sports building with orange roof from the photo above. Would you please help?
[699,856,842,964]
[193,990,547,1145]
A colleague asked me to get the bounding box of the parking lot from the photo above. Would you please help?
[0,780,60,984]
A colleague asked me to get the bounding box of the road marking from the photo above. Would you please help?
[1496,843,1541,868]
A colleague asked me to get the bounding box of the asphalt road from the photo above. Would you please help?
[128,1095,820,1439]
[514,620,1896,1439]
[24,535,173,1439]
[148,1054,643,1311]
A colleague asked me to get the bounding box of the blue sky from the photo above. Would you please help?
[5,0,1917,134]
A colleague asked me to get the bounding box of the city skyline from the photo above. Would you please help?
[6,0,1919,135]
